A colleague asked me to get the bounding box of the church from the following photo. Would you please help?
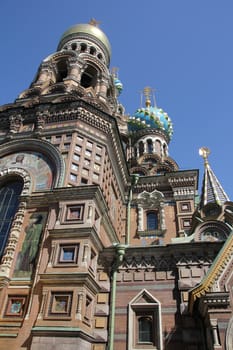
[0,20,232,350]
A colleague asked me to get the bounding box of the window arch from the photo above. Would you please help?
[0,178,23,257]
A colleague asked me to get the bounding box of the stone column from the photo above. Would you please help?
[211,319,220,346]
[160,202,166,230]
[138,206,144,231]
[76,292,84,320]
[0,201,26,277]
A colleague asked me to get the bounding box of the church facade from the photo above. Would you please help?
[0,21,232,350]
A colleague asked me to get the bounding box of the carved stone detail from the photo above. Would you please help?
[9,114,23,134]
[0,167,31,277]
[0,201,27,277]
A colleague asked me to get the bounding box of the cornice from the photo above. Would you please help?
[39,272,101,294]
[99,241,222,270]
[32,326,97,342]
[49,226,104,251]
[129,127,170,144]
[132,169,199,196]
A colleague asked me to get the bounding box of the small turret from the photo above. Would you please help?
[127,87,178,176]
[199,147,229,210]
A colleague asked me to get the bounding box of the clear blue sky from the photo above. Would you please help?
[1,0,233,198]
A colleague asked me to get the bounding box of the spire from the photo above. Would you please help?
[199,147,229,208]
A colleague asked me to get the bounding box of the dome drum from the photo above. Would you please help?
[57,24,111,67]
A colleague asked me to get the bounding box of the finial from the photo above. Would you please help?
[143,87,152,108]
[199,146,210,166]
[89,18,101,27]
[112,67,119,78]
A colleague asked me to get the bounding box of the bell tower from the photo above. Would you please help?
[0,21,128,350]
[19,20,122,117]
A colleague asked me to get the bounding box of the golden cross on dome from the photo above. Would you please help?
[89,18,101,27]
[143,86,152,99]
[199,146,210,166]
[143,87,156,107]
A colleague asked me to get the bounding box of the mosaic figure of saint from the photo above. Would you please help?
[16,213,44,272]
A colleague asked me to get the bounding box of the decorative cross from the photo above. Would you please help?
[199,146,210,165]
[89,18,101,27]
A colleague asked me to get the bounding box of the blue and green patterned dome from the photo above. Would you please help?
[128,100,173,140]
[114,77,123,95]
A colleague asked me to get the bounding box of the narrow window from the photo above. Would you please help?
[90,46,96,55]
[147,139,153,154]
[163,143,167,156]
[139,141,144,156]
[56,59,68,82]
[80,43,87,52]
[155,140,161,155]
[71,43,77,50]
[147,211,158,231]
[0,179,23,257]
[138,316,153,343]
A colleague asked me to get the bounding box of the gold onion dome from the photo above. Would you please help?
[57,21,111,60]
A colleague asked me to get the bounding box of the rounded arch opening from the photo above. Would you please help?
[0,139,65,189]
[81,65,98,88]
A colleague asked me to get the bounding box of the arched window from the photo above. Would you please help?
[163,143,167,156]
[147,139,153,154]
[71,43,77,50]
[80,43,87,52]
[147,211,158,231]
[90,46,96,55]
[155,140,161,155]
[138,316,153,343]
[80,66,97,88]
[139,141,144,157]
[56,59,68,82]
[0,178,23,257]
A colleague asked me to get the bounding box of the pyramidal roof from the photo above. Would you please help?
[199,147,229,208]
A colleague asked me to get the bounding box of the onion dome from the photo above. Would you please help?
[114,77,123,95]
[111,67,123,95]
[57,19,111,64]
[128,87,173,140]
